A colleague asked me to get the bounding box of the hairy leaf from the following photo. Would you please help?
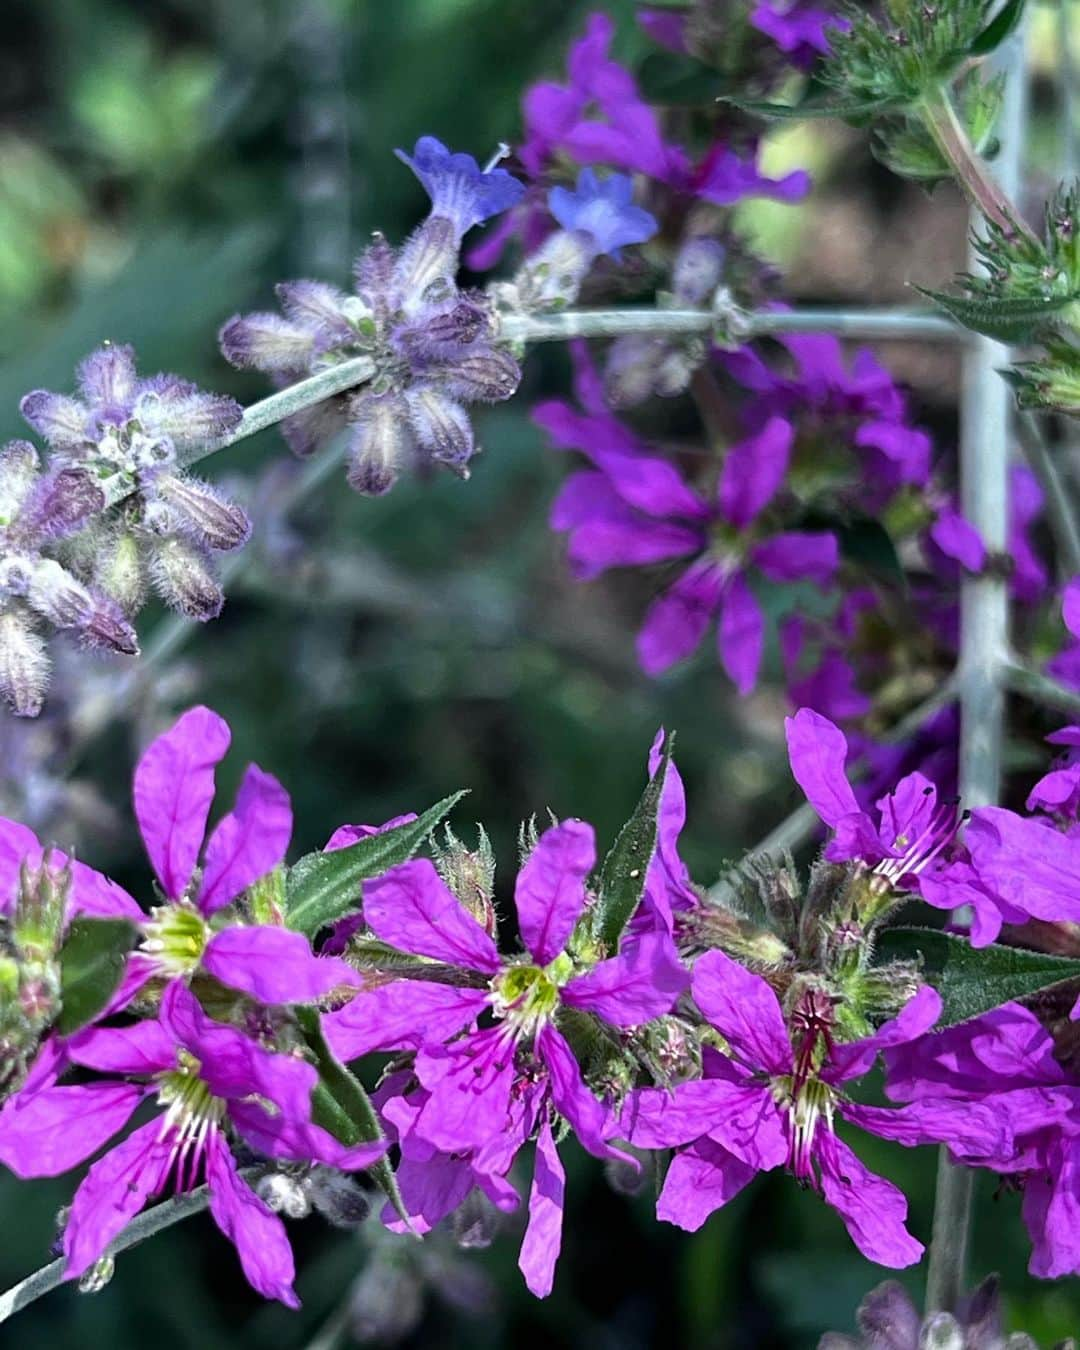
[915,286,1076,343]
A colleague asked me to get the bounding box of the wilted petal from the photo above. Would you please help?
[656,1136,756,1231]
[817,1132,922,1268]
[133,706,231,899]
[784,708,861,828]
[519,1120,565,1298]
[0,1082,144,1177]
[562,931,688,1025]
[207,1134,300,1307]
[363,859,501,973]
[691,948,792,1075]
[718,415,793,528]
[324,980,486,1061]
[202,925,360,1004]
[198,764,292,915]
[515,820,595,966]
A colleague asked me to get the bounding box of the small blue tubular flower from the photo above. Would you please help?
[547,169,658,259]
[395,136,525,240]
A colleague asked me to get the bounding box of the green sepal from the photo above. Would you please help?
[296,1006,413,1230]
[593,735,673,952]
[721,93,893,123]
[877,926,1080,1027]
[56,917,138,1035]
[284,791,468,938]
[914,285,1078,343]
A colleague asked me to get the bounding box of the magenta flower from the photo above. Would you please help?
[323,816,688,1295]
[0,982,387,1304]
[0,818,141,925]
[122,706,361,1004]
[621,950,1003,1264]
[750,3,846,65]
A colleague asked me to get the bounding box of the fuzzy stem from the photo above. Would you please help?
[1003,659,1080,720]
[0,1182,219,1324]
[924,16,1030,1317]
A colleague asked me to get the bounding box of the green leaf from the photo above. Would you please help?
[285,791,467,938]
[296,1006,413,1229]
[722,94,896,123]
[915,286,1076,343]
[969,0,1026,57]
[594,735,672,951]
[57,917,137,1035]
[876,926,1080,1027]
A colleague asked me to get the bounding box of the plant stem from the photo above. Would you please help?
[920,87,1039,248]
[924,16,1030,1316]
[0,1183,217,1324]
[499,305,964,346]
[1004,660,1080,720]
[1017,413,1080,579]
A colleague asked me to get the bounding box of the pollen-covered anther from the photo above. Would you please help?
[490,961,562,1039]
[140,902,210,977]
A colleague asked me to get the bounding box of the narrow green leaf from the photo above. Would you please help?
[285,791,467,938]
[594,735,673,951]
[969,0,1026,57]
[57,917,137,1035]
[915,286,1075,343]
[877,926,1080,1027]
[296,1007,413,1229]
[722,94,897,122]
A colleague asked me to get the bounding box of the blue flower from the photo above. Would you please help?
[395,136,525,239]
[547,169,658,259]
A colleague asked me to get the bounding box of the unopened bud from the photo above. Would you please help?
[404,388,473,467]
[395,217,458,309]
[443,347,521,403]
[18,468,104,542]
[919,1313,964,1350]
[349,1259,424,1345]
[0,611,49,716]
[604,336,669,408]
[435,825,496,934]
[94,530,148,615]
[153,473,252,552]
[672,237,725,306]
[308,1167,371,1228]
[77,1255,115,1295]
[0,441,41,523]
[27,559,93,629]
[256,1170,312,1220]
[15,851,70,958]
[218,313,315,372]
[346,395,414,496]
[450,1187,500,1249]
[148,536,223,621]
[513,230,593,311]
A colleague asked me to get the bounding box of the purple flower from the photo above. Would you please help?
[1027,724,1080,819]
[322,814,688,1295]
[691,140,810,206]
[394,136,524,241]
[750,3,846,66]
[547,169,658,258]
[820,1275,1025,1350]
[621,951,1003,1264]
[0,982,386,1305]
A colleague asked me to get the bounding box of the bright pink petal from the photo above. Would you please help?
[0,1082,144,1177]
[133,706,231,899]
[201,925,359,1004]
[0,818,40,913]
[362,859,501,974]
[538,1023,628,1163]
[656,1136,756,1231]
[68,1020,176,1076]
[817,1132,923,1268]
[515,820,595,966]
[519,1120,565,1298]
[562,931,688,1025]
[323,980,486,1061]
[691,948,792,1074]
[198,764,292,915]
[784,708,861,827]
[207,1134,299,1307]
[826,986,942,1082]
[717,570,764,695]
[718,415,793,528]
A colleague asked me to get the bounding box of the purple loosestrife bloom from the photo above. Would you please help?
[322,816,688,1295]
[20,344,248,623]
[750,3,846,65]
[1027,724,1080,821]
[541,350,837,691]
[621,951,1003,1264]
[0,981,387,1305]
[125,706,361,1004]
[883,1004,1080,1280]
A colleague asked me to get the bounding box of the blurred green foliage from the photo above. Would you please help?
[0,0,1077,1346]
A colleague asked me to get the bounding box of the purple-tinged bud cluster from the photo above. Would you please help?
[220,138,525,494]
[20,344,247,625]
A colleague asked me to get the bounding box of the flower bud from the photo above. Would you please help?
[349,1259,424,1345]
[346,395,414,496]
[442,347,521,404]
[275,280,355,346]
[450,1187,500,1249]
[513,230,594,311]
[77,1256,115,1295]
[17,468,104,543]
[604,336,669,408]
[672,237,725,306]
[218,313,316,372]
[153,473,252,552]
[80,592,139,656]
[133,380,242,451]
[435,825,496,934]
[0,556,32,597]
[94,530,148,615]
[0,611,49,716]
[19,391,88,452]
[14,850,70,959]
[395,217,458,309]
[27,559,94,629]
[308,1167,371,1228]
[148,537,224,621]
[0,441,41,522]
[353,233,398,315]
[405,388,473,468]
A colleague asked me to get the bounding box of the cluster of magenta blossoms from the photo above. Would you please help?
[5,701,1080,1308]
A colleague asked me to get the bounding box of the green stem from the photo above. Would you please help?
[1004,660,1080,720]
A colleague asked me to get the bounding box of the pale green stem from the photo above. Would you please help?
[1004,660,1080,720]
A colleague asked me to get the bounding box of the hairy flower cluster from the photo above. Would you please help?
[220,137,526,494]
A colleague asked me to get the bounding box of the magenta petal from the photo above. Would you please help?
[519,1119,566,1298]
[413,1028,516,1152]
[387,1154,477,1235]
[515,819,595,966]
[717,570,764,696]
[63,1119,174,1278]
[538,1023,628,1163]
[207,1134,300,1307]
[133,706,231,899]
[784,708,861,827]
[0,1082,144,1177]
[68,1021,176,1076]
[817,1132,923,1268]
[1064,577,1080,639]
[1025,1139,1080,1278]
[826,986,942,1082]
[68,861,142,922]
[691,948,792,1075]
[621,1076,759,1149]
[656,1136,756,1232]
[843,1099,1007,1164]
[363,859,500,973]
[562,931,688,1025]
[751,531,838,585]
[0,817,42,913]
[718,415,793,529]
[323,814,417,852]
[198,764,292,915]
[968,806,1080,922]
[323,980,486,1061]
[636,560,722,676]
[201,925,359,1004]
[929,509,987,572]
[0,818,140,922]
